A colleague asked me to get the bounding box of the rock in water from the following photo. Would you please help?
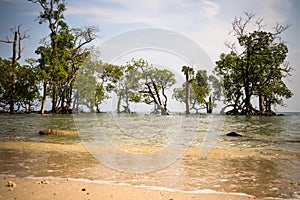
[39,129,78,136]
[226,132,244,137]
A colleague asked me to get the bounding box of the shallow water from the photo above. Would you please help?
[0,113,299,198]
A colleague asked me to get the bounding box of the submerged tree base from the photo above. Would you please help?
[225,108,277,116]
[221,104,279,116]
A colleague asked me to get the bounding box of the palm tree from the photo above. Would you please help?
[182,66,194,114]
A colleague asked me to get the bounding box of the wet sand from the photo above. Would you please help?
[0,177,256,200]
[0,141,259,158]
[0,141,259,199]
[1,141,299,199]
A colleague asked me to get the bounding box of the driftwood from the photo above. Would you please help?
[39,129,78,136]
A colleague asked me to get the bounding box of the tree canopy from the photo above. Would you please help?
[173,68,222,114]
[115,59,176,115]
[215,13,293,115]
[0,7,294,115]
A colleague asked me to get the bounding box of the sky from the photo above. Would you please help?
[0,0,299,112]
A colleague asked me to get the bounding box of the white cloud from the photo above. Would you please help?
[202,0,220,18]
[65,0,299,111]
[0,0,26,3]
[65,0,295,60]
[66,0,221,27]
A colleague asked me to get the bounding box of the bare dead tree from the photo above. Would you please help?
[0,25,29,113]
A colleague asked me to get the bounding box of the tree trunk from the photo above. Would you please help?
[242,49,252,115]
[66,87,72,113]
[40,81,47,115]
[185,71,190,114]
[244,92,251,114]
[60,89,65,113]
[117,93,122,113]
[96,105,101,113]
[161,108,169,115]
[125,96,131,113]
[259,95,264,113]
[206,96,213,113]
[51,81,57,113]
[73,91,79,113]
[161,86,169,115]
[9,30,18,114]
[265,98,272,112]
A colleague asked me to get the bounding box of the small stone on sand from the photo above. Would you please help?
[6,181,16,187]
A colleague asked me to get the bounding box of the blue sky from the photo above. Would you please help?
[0,0,299,112]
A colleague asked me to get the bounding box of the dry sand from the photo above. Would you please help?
[0,176,256,200]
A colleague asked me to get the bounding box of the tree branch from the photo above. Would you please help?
[231,12,254,37]
[273,23,291,36]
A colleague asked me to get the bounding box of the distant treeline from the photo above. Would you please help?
[0,1,293,115]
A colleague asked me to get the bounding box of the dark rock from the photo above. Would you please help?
[39,129,78,136]
[37,180,49,184]
[226,132,244,137]
[6,181,16,187]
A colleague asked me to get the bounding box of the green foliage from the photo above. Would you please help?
[192,70,210,104]
[115,62,141,113]
[117,58,176,114]
[29,0,66,25]
[173,68,221,113]
[0,58,12,109]
[74,69,98,112]
[172,86,185,103]
[215,52,243,105]
[74,57,123,112]
[208,75,223,102]
[215,13,293,114]
[0,57,40,112]
[15,64,40,110]
[2,6,293,115]
[181,66,194,79]
[30,0,97,113]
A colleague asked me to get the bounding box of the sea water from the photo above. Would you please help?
[0,113,299,199]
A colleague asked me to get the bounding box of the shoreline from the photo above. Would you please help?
[0,141,262,158]
[0,141,260,200]
[0,176,256,200]
[1,141,299,199]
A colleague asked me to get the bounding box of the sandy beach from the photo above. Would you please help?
[0,176,256,200]
[0,141,257,200]
[1,136,299,200]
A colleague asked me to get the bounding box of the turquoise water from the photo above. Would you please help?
[0,113,299,198]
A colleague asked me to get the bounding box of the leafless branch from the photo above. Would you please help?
[1,25,29,61]
[255,18,266,31]
[224,41,237,53]
[0,32,13,43]
[0,38,13,43]
[17,25,30,60]
[231,12,254,37]
[281,61,294,77]
[273,23,291,36]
